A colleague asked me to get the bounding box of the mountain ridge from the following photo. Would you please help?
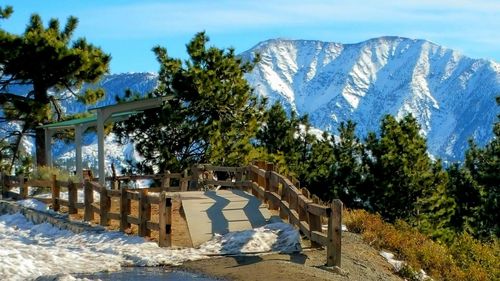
[4,36,498,170]
[241,36,499,160]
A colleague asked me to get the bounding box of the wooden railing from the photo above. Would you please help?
[0,172,173,247]
[1,163,343,267]
[105,170,190,191]
[245,161,343,267]
[83,180,172,246]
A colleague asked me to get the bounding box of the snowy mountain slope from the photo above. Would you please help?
[3,37,498,171]
[58,72,158,115]
[241,37,500,160]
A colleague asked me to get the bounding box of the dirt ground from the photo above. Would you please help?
[179,232,403,281]
[59,197,401,281]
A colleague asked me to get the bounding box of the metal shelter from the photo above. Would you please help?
[38,96,171,185]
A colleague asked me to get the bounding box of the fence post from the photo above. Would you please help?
[279,185,288,220]
[158,191,172,247]
[180,169,188,192]
[298,196,307,222]
[235,167,243,182]
[68,179,77,214]
[19,174,27,199]
[190,165,200,190]
[99,184,110,226]
[138,189,151,237]
[161,170,171,191]
[120,186,131,231]
[267,172,279,210]
[84,180,94,221]
[265,163,274,193]
[0,172,4,198]
[51,174,60,212]
[327,199,343,267]
[111,163,119,190]
[305,188,322,248]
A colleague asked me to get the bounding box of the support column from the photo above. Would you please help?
[75,125,84,182]
[96,109,110,186]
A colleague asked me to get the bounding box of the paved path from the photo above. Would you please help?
[179,190,275,246]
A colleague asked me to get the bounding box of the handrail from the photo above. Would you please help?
[0,163,342,266]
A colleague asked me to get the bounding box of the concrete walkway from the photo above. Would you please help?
[179,190,274,246]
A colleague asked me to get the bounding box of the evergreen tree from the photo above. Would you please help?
[0,8,110,166]
[477,97,500,237]
[0,6,13,19]
[256,102,315,179]
[446,163,482,234]
[459,97,500,238]
[415,160,455,241]
[330,121,368,206]
[256,102,294,154]
[114,32,264,171]
[304,131,335,198]
[364,115,448,222]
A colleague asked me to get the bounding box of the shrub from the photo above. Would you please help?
[344,209,499,281]
[30,166,79,183]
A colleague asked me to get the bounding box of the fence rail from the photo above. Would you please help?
[1,162,342,266]
[246,161,342,267]
[0,172,173,247]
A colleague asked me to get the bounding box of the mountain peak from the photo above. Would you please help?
[244,36,499,160]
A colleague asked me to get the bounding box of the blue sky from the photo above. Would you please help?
[2,0,499,73]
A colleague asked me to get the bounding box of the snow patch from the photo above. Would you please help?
[380,250,432,280]
[0,204,300,280]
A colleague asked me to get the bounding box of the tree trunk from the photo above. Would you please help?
[36,127,46,166]
[34,84,49,166]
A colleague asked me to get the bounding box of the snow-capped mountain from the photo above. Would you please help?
[242,37,500,160]
[59,72,158,115]
[4,37,499,172]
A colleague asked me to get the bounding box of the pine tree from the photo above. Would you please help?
[256,102,315,179]
[461,97,500,238]
[477,97,500,237]
[446,163,482,234]
[330,121,368,207]
[365,115,448,222]
[0,8,110,166]
[257,102,294,154]
[415,160,456,241]
[0,6,12,19]
[304,131,335,198]
[114,32,264,171]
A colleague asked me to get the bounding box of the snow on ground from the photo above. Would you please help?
[0,199,301,281]
[17,198,50,212]
[380,250,404,271]
[33,189,101,204]
[322,224,348,232]
[380,250,432,281]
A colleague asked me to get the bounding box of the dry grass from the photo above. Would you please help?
[344,209,499,281]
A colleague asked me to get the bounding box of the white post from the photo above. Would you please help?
[75,125,84,182]
[96,109,110,186]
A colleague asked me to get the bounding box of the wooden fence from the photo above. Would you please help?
[245,161,342,267]
[1,163,343,267]
[0,172,174,247]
